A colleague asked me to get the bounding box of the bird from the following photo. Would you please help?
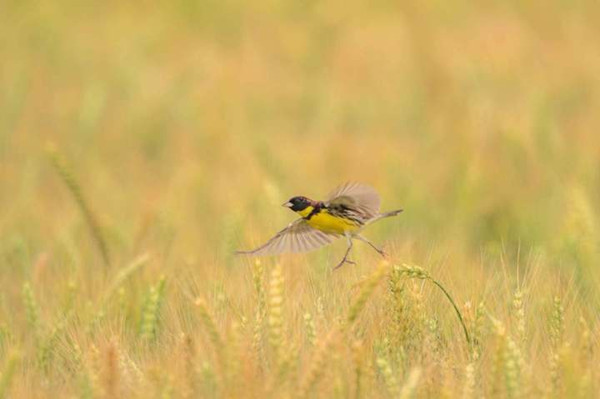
[236,182,403,269]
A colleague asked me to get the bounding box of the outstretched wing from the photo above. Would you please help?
[326,182,381,220]
[236,219,339,256]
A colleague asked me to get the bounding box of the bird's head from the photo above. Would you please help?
[282,196,312,212]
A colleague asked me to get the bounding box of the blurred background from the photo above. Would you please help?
[2,1,600,396]
[2,1,599,274]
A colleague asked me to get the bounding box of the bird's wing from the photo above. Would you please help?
[236,219,339,256]
[326,182,381,219]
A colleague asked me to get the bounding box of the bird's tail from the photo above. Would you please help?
[369,208,403,224]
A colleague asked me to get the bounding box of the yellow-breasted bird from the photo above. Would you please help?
[237,182,403,269]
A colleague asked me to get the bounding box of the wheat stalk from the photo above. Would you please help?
[181,334,197,399]
[351,340,363,399]
[252,260,266,368]
[103,341,119,399]
[303,312,317,347]
[103,253,150,303]
[139,276,167,341]
[194,298,225,370]
[47,143,110,267]
[345,263,387,330]
[376,354,399,397]
[549,295,565,397]
[512,289,526,346]
[462,362,476,399]
[268,264,285,368]
[393,264,472,349]
[300,264,388,398]
[22,282,40,335]
[298,328,340,398]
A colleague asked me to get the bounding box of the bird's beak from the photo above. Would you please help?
[282,201,292,208]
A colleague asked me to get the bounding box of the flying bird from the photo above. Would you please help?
[237,182,403,269]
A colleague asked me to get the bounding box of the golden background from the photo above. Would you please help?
[1,1,599,397]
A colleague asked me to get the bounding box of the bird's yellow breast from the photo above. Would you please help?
[297,206,360,235]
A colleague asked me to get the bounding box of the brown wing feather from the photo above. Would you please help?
[236,219,339,256]
[326,182,381,220]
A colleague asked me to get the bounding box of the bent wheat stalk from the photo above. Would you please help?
[393,264,472,348]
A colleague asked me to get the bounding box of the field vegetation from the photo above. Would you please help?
[1,1,600,397]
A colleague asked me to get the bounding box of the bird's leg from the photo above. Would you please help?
[356,234,387,258]
[334,235,355,270]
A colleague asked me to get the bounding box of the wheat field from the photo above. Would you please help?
[1,1,600,398]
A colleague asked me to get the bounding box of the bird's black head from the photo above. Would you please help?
[282,196,312,212]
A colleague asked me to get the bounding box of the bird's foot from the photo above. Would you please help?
[333,258,356,270]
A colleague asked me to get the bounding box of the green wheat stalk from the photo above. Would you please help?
[393,264,472,348]
[47,143,110,267]
[139,276,167,341]
[22,282,40,334]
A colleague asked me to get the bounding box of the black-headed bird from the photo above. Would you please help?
[236,182,403,269]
